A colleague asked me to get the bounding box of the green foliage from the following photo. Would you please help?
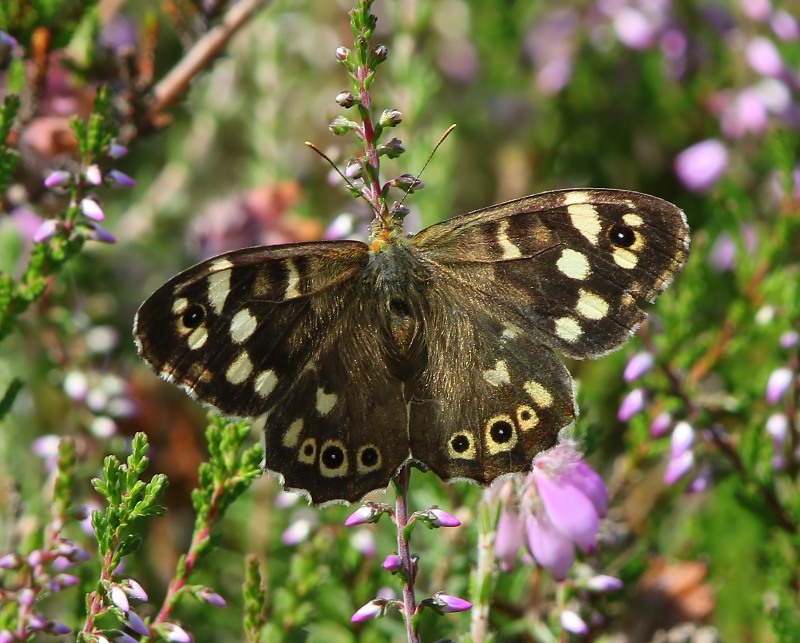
[0,0,100,49]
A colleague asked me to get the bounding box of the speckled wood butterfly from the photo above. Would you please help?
[134,188,689,505]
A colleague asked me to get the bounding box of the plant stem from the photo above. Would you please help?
[394,464,420,643]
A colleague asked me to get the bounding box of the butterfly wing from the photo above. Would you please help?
[407,188,689,482]
[134,241,411,504]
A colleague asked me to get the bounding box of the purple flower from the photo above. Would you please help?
[584,574,624,592]
[0,30,18,47]
[349,528,376,557]
[624,352,655,382]
[125,611,149,636]
[427,507,461,528]
[771,11,800,42]
[612,7,658,50]
[162,623,192,642]
[741,0,772,22]
[720,88,768,139]
[618,388,646,421]
[344,502,385,526]
[85,165,103,186]
[108,142,129,159]
[84,222,117,244]
[107,170,136,188]
[80,198,105,221]
[650,410,673,437]
[281,518,313,546]
[674,139,729,192]
[664,422,696,486]
[494,504,523,572]
[746,36,784,77]
[766,413,788,469]
[382,554,402,572]
[687,464,714,493]
[110,585,130,612]
[780,331,800,349]
[560,609,589,635]
[351,599,386,622]
[122,578,149,602]
[44,170,72,188]
[709,231,737,272]
[766,367,794,404]
[431,592,472,613]
[33,219,59,243]
[197,587,226,607]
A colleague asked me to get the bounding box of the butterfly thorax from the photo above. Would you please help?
[364,231,428,381]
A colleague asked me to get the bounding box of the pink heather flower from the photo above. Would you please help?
[664,449,694,485]
[85,165,103,186]
[80,198,105,221]
[613,7,658,50]
[125,611,149,636]
[344,503,383,527]
[108,142,129,159]
[0,553,21,569]
[44,170,72,188]
[495,505,524,572]
[741,0,772,22]
[110,585,130,612]
[771,11,800,41]
[674,139,729,192]
[525,442,608,580]
[114,632,138,643]
[107,170,136,188]
[650,410,673,437]
[432,592,472,613]
[84,222,117,244]
[382,554,402,572]
[671,421,695,457]
[0,30,18,47]
[351,599,385,622]
[33,219,59,243]
[281,518,313,546]
[584,574,624,593]
[687,464,714,493]
[197,587,226,607]
[428,507,461,528]
[766,413,789,461]
[162,623,192,642]
[624,352,655,382]
[766,367,794,404]
[560,609,589,635]
[349,528,376,557]
[122,578,149,602]
[618,388,646,421]
[709,231,737,272]
[46,621,71,636]
[324,213,356,240]
[746,36,784,77]
[721,89,768,139]
[780,331,800,349]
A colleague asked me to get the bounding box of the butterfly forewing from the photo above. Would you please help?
[135,188,690,505]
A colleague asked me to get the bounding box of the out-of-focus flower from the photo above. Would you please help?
[560,609,589,635]
[618,388,647,421]
[771,11,800,41]
[780,330,800,349]
[674,139,729,192]
[85,165,103,186]
[80,198,105,221]
[44,170,72,188]
[766,367,794,404]
[33,219,59,243]
[349,528,376,557]
[708,231,737,271]
[107,170,136,188]
[664,421,696,485]
[583,574,624,592]
[624,352,655,382]
[745,36,784,77]
[281,516,314,546]
[650,410,673,437]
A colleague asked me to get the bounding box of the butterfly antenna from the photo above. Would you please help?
[395,123,457,212]
[304,141,378,214]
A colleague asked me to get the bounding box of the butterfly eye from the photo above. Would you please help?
[181,303,206,329]
[608,224,636,248]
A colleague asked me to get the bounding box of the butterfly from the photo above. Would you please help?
[134,188,689,505]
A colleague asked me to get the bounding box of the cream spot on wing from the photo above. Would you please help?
[226,352,253,384]
[497,220,522,259]
[254,369,278,398]
[576,289,609,320]
[483,360,511,386]
[502,323,523,340]
[188,326,208,350]
[448,431,477,460]
[568,203,602,245]
[319,440,349,477]
[516,405,539,431]
[524,380,553,407]
[623,212,644,227]
[284,259,301,299]
[554,316,583,343]
[298,438,316,464]
[315,388,338,415]
[230,308,258,344]
[562,190,592,205]
[208,269,232,315]
[613,246,638,269]
[556,248,591,280]
[282,418,303,447]
[172,297,188,315]
[485,414,518,454]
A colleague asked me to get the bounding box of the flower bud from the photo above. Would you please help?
[335,90,357,108]
[379,108,403,127]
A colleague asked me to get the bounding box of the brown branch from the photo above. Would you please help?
[147,0,271,120]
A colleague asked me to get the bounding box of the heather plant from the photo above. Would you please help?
[1,1,799,642]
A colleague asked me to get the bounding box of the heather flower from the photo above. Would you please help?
[125,611,149,636]
[745,36,784,77]
[426,507,461,528]
[766,413,789,470]
[281,516,314,546]
[33,219,59,243]
[162,623,192,642]
[687,464,714,493]
[674,139,729,192]
[561,609,589,635]
[766,367,794,404]
[494,441,610,581]
[618,388,646,421]
[432,592,472,613]
[324,213,357,240]
[771,11,800,41]
[780,331,800,349]
[583,574,624,592]
[108,142,129,159]
[107,170,136,188]
[110,585,130,612]
[80,197,105,221]
[344,502,386,526]
[44,170,72,188]
[349,527,376,557]
[85,165,103,186]
[84,222,117,244]
[664,421,696,485]
[650,410,673,437]
[708,231,737,271]
[197,587,227,607]
[351,599,386,622]
[382,554,402,572]
[624,352,655,382]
